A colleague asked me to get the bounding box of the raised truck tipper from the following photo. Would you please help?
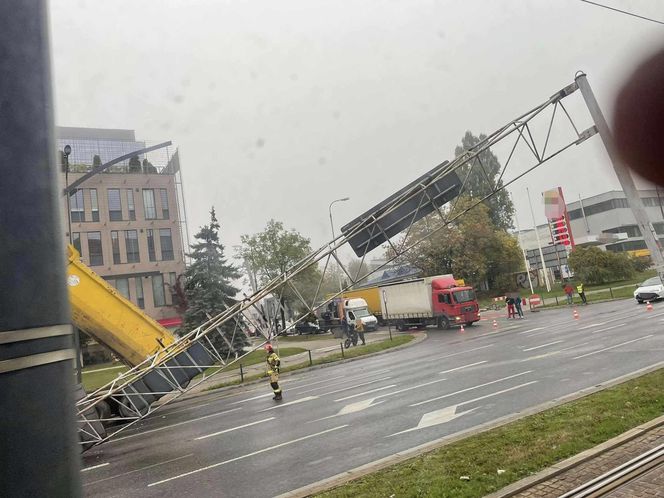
[379,274,479,330]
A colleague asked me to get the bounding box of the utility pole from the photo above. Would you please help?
[329,197,350,292]
[514,205,535,295]
[0,1,81,496]
[527,187,551,292]
[576,73,664,281]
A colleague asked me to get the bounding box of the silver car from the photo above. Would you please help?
[634,276,664,304]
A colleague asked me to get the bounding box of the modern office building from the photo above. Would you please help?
[57,127,188,329]
[517,189,664,256]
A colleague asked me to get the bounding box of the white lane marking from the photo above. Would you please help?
[110,408,243,442]
[259,396,318,412]
[195,417,275,440]
[84,454,193,486]
[559,341,590,352]
[646,311,664,319]
[521,351,562,362]
[419,344,495,365]
[522,340,563,352]
[389,381,538,437]
[315,376,393,397]
[439,360,487,374]
[231,392,275,404]
[590,323,626,334]
[578,322,606,330]
[573,335,655,359]
[160,401,212,417]
[81,462,109,472]
[286,374,347,392]
[410,371,532,407]
[337,398,384,416]
[518,327,544,335]
[387,406,477,437]
[334,385,397,402]
[148,425,348,487]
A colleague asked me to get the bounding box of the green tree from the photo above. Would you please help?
[180,208,247,356]
[238,220,320,328]
[394,197,522,289]
[454,131,515,230]
[128,155,141,173]
[568,246,636,284]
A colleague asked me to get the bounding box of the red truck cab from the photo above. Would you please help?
[431,276,481,328]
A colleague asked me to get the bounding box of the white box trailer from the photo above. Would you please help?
[379,275,480,330]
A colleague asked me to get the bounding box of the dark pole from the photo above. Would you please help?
[0,1,81,497]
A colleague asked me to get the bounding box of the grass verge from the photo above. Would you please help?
[81,365,129,392]
[317,368,664,498]
[204,334,415,391]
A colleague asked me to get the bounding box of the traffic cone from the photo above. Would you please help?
[459,323,465,333]
[573,308,579,320]
[646,301,653,312]
[492,319,498,330]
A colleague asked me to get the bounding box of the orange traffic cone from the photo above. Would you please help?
[459,323,465,333]
[573,308,579,320]
[492,319,498,330]
[646,301,653,311]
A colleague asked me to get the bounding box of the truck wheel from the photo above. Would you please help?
[464,322,474,327]
[437,317,450,330]
[396,320,406,332]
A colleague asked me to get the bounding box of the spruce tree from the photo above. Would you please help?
[181,208,247,357]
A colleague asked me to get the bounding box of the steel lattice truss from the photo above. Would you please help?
[77,79,598,448]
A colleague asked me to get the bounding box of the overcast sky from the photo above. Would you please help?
[49,0,664,263]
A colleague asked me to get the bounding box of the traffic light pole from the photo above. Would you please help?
[576,73,664,281]
[0,1,81,496]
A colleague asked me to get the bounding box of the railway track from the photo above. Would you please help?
[559,443,664,497]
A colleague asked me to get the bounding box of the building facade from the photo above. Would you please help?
[57,127,187,328]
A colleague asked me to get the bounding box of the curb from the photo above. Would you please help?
[170,332,427,405]
[275,361,664,498]
[484,414,664,498]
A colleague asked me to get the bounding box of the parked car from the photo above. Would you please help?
[634,276,664,304]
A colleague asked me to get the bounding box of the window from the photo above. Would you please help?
[125,230,140,263]
[108,189,122,221]
[90,189,100,222]
[438,293,451,304]
[87,232,103,266]
[160,189,170,219]
[114,278,130,300]
[69,189,85,222]
[143,189,157,219]
[111,231,121,264]
[453,289,476,303]
[147,229,157,262]
[152,274,165,307]
[135,277,145,309]
[159,228,174,260]
[127,189,136,221]
[72,232,81,254]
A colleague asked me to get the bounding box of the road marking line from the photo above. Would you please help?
[646,311,664,319]
[388,381,538,437]
[522,340,563,352]
[439,360,487,374]
[578,322,606,330]
[147,425,348,487]
[419,344,495,365]
[81,462,109,472]
[231,392,275,404]
[521,351,562,361]
[334,385,397,402]
[84,454,193,486]
[259,396,318,412]
[560,341,590,352]
[315,376,393,397]
[410,370,532,407]
[109,408,242,442]
[573,335,655,359]
[286,374,346,392]
[518,327,544,335]
[590,323,626,334]
[195,417,274,440]
[159,401,213,416]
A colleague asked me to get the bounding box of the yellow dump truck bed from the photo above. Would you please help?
[66,245,176,366]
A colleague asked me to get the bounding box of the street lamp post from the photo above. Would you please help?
[329,197,350,292]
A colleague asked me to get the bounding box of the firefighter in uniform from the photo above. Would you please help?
[265,344,282,400]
